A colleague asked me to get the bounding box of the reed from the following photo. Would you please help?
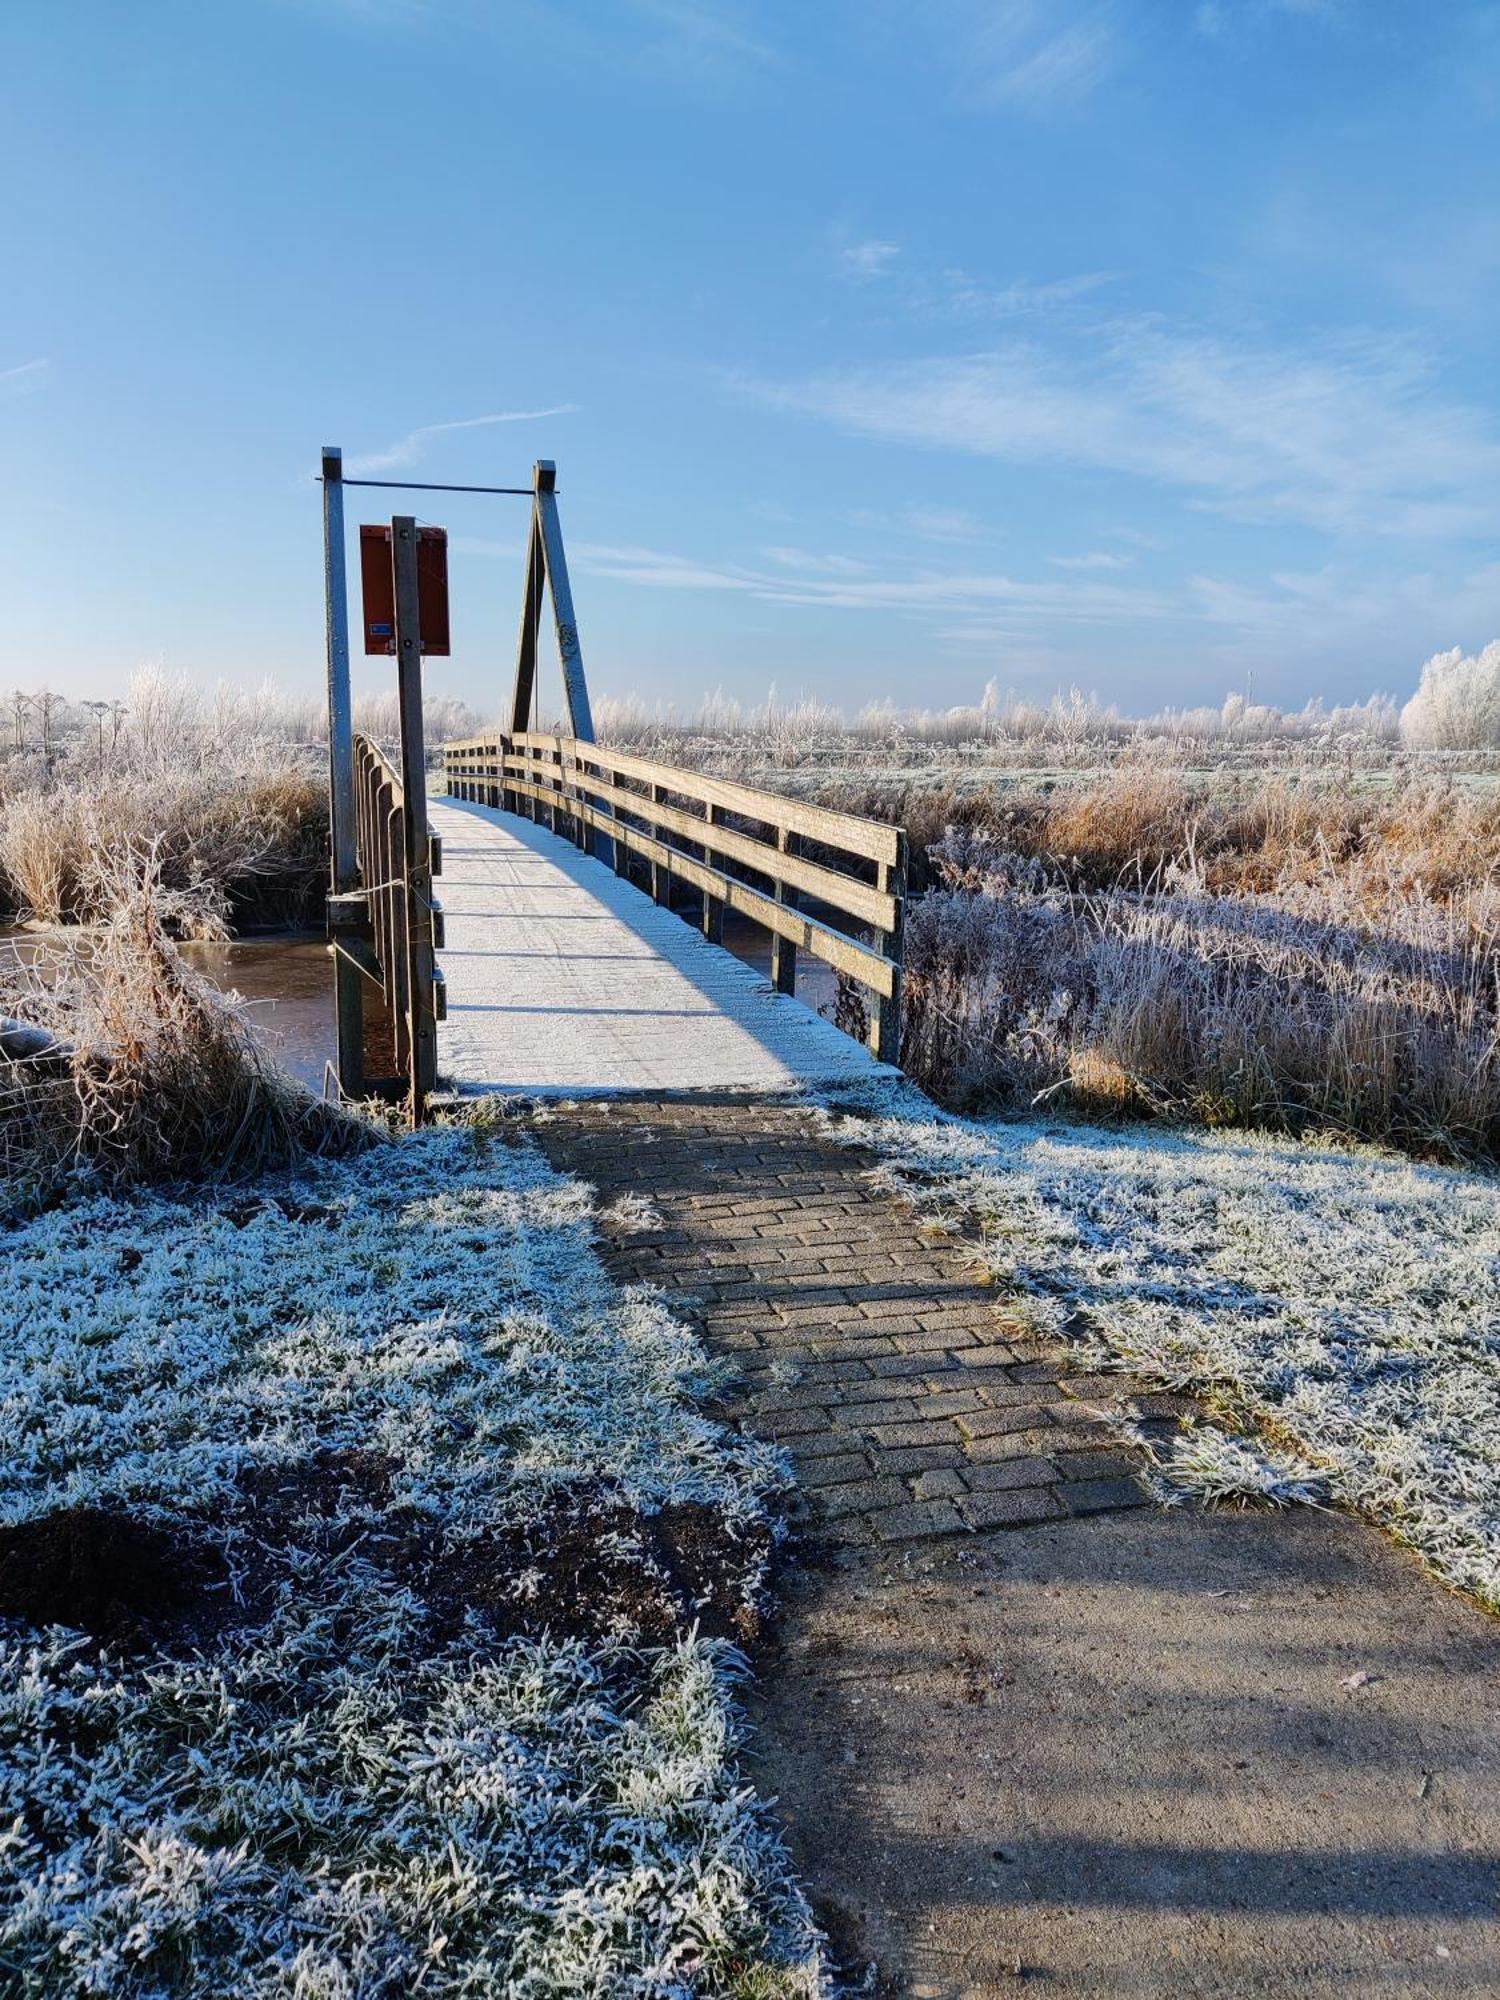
[1,850,372,1213]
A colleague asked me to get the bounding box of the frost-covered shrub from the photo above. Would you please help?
[897,822,1500,1165]
[1400,640,1500,751]
[1,856,368,1212]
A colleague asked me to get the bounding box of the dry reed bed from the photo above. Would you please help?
[1,856,367,1216]
[0,766,327,932]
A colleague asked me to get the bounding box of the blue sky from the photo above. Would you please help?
[3,1,1498,718]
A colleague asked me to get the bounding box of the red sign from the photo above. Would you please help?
[359,524,451,656]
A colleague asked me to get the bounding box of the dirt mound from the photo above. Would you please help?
[0,1506,226,1649]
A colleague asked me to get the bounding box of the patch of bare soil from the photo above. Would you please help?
[0,1465,772,1662]
[0,1506,226,1650]
[426,1488,772,1646]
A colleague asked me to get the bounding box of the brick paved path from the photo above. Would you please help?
[533,1093,1161,1543]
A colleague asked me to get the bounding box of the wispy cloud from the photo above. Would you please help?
[837,239,901,282]
[763,547,872,575]
[929,268,1117,320]
[1,359,49,399]
[740,322,1500,539]
[956,2,1115,110]
[1050,550,1132,570]
[345,406,576,476]
[629,0,775,73]
[577,540,1171,630]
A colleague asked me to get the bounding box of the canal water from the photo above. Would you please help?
[4,911,844,1095]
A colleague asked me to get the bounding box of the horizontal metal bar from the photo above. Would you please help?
[324,478,536,496]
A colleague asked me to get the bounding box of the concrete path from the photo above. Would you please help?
[536,1094,1500,1999]
[430,798,887,1096]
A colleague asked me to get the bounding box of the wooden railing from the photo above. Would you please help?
[327,731,445,1115]
[444,731,907,1062]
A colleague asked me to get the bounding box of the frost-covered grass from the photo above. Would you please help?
[820,1082,1500,1611]
[0,1119,820,1997]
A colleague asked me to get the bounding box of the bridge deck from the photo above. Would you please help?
[430,798,891,1095]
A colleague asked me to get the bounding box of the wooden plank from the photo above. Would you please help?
[503,772,897,996]
[555,755,897,929]
[507,733,900,866]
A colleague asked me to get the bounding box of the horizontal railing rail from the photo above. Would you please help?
[444,731,906,1062]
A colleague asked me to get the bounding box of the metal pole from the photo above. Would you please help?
[510,504,545,734]
[322,445,364,1098]
[391,517,438,1122]
[532,460,595,740]
[532,459,612,864]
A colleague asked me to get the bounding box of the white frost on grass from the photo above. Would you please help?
[819,1081,1500,1609]
[0,1123,821,1997]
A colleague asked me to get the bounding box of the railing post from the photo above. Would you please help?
[611,770,628,876]
[392,517,438,1122]
[870,827,907,1066]
[701,802,725,944]
[649,782,668,904]
[771,823,797,995]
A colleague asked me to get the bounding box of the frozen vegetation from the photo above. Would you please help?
[0,1118,819,1997]
[821,1081,1500,1611]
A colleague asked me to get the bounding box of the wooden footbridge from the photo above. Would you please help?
[319,451,906,1118]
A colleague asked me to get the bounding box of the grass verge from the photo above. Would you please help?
[0,1116,820,1996]
[819,1080,1500,1613]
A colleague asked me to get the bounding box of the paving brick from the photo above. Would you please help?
[830,1397,918,1428]
[797,1452,872,1488]
[816,1477,910,1518]
[868,1499,968,1541]
[959,1486,1063,1530]
[919,1390,991,1419]
[964,1428,1066,1463]
[1059,1476,1150,1515]
[1050,1447,1142,1481]
[957,1405,1056,1440]
[1059,1373,1142,1403]
[752,1406,829,1438]
[1049,1401,1121,1430]
[868,1418,963,1449]
[965,1455,1061,1491]
[912,1469,967,1501]
[879,1443,967,1475]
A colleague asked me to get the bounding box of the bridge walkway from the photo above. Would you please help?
[430,797,891,1096]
